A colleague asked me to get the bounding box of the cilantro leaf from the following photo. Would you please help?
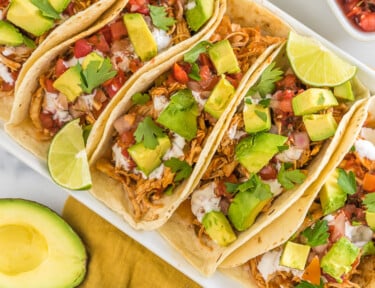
[23,35,36,48]
[277,164,307,190]
[188,63,201,81]
[164,158,192,182]
[247,62,283,97]
[337,168,356,195]
[224,182,239,193]
[183,41,212,63]
[363,193,375,213]
[277,145,289,152]
[229,174,272,201]
[258,98,271,108]
[245,98,252,105]
[80,58,117,94]
[132,92,150,105]
[255,110,267,122]
[31,0,60,19]
[301,220,329,247]
[149,5,176,31]
[295,279,324,288]
[134,116,166,149]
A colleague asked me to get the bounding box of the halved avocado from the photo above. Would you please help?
[0,199,87,288]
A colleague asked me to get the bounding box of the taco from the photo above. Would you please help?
[0,0,117,121]
[231,98,375,287]
[87,12,285,231]
[5,0,225,159]
[157,32,370,276]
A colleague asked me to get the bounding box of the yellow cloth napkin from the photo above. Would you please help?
[63,197,201,288]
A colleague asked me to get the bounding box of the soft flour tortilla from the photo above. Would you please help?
[0,0,117,121]
[219,98,374,288]
[157,40,370,277]
[87,38,283,231]
[5,0,226,160]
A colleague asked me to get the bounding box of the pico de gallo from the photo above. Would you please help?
[337,0,375,32]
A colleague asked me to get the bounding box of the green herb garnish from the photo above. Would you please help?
[337,168,356,195]
[31,0,60,19]
[301,220,329,247]
[183,41,212,63]
[134,116,166,149]
[164,157,192,182]
[149,5,176,31]
[132,92,151,105]
[188,63,201,81]
[277,164,306,190]
[247,62,283,97]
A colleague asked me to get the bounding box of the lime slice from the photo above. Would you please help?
[286,31,357,87]
[48,119,92,190]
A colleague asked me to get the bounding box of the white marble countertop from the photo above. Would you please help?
[0,0,374,286]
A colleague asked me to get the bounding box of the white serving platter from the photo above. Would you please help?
[1,0,375,287]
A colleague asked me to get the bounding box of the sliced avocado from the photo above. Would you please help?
[49,0,71,13]
[157,89,199,141]
[303,113,337,142]
[185,0,214,32]
[7,0,54,37]
[82,52,104,70]
[128,136,171,176]
[204,76,235,119]
[202,211,237,246]
[280,241,310,270]
[123,13,157,62]
[334,81,355,101]
[243,102,271,133]
[0,20,24,46]
[366,210,375,230]
[319,168,347,215]
[208,39,240,75]
[0,199,86,288]
[53,65,83,102]
[321,237,360,282]
[235,133,287,174]
[292,88,338,116]
[362,241,375,256]
[228,188,272,231]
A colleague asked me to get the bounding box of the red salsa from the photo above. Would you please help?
[337,0,375,32]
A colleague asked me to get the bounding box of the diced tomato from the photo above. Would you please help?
[259,164,277,180]
[173,63,189,84]
[302,256,321,285]
[103,70,126,98]
[64,2,75,16]
[198,65,215,89]
[363,173,375,192]
[109,20,128,41]
[120,131,136,147]
[74,39,92,58]
[40,113,55,129]
[127,0,150,14]
[359,12,375,32]
[276,74,299,91]
[121,148,137,169]
[129,59,142,73]
[199,53,213,68]
[99,25,112,44]
[45,78,58,93]
[88,33,110,54]
[225,73,243,88]
[55,58,68,77]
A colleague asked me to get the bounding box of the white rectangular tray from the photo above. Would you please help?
[1,0,375,287]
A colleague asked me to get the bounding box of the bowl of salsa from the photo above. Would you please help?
[327,0,375,41]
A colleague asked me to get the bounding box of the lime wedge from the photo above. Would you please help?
[48,119,92,190]
[286,31,357,87]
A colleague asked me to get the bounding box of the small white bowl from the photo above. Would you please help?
[327,0,375,41]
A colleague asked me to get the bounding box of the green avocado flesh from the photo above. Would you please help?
[185,0,214,32]
[280,241,310,270]
[321,237,360,282]
[202,211,236,246]
[303,113,337,142]
[292,88,338,116]
[243,102,271,133]
[0,20,23,46]
[7,0,54,37]
[208,39,240,75]
[0,199,86,288]
[53,65,83,102]
[334,81,354,101]
[49,0,71,13]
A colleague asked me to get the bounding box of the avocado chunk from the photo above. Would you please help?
[123,13,157,62]
[82,52,104,70]
[319,168,347,215]
[7,0,54,37]
[0,199,86,288]
[334,81,355,101]
[128,136,171,176]
[235,133,287,174]
[280,241,310,270]
[157,89,199,141]
[366,210,375,230]
[292,88,338,116]
[49,0,71,13]
[0,20,24,46]
[185,0,214,32]
[53,65,83,102]
[362,241,375,256]
[202,211,237,246]
[204,76,235,119]
[243,101,271,133]
[321,237,360,282]
[228,184,272,231]
[303,113,337,141]
[208,39,240,75]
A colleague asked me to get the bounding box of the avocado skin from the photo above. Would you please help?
[0,198,87,288]
[202,211,236,246]
[157,90,199,141]
[321,237,360,282]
